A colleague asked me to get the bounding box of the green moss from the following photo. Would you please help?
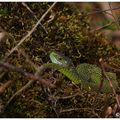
[0,2,119,118]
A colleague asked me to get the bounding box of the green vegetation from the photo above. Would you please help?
[0,2,120,118]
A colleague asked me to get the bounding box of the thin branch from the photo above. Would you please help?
[1,60,55,110]
[5,80,34,109]
[0,3,57,100]
[88,6,120,15]
[104,11,115,17]
[91,21,114,32]
[56,92,81,100]
[18,48,40,71]
[4,48,45,109]
[99,58,120,109]
[108,2,120,30]
[22,2,48,34]
[0,61,55,88]
[102,62,120,73]
[2,2,57,62]
[60,107,99,117]
[91,6,117,19]
[60,108,86,113]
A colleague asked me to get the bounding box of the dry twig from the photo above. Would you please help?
[99,58,120,109]
[0,61,55,88]
[0,3,57,109]
[4,48,44,109]
[2,2,57,61]
[18,48,40,71]
[108,2,120,30]
[88,6,120,15]
[91,21,114,32]
[60,107,99,117]
[22,2,48,34]
[102,62,120,73]
[56,92,81,100]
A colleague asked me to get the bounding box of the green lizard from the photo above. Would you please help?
[49,51,118,93]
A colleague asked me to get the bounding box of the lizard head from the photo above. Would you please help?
[49,51,72,67]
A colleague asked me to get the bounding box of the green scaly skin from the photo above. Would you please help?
[49,51,118,93]
[49,52,81,84]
